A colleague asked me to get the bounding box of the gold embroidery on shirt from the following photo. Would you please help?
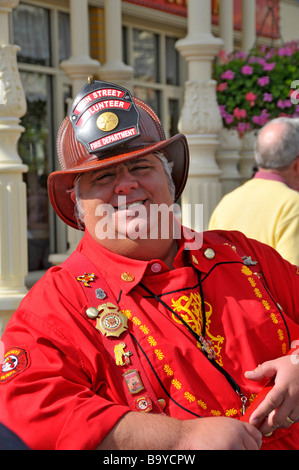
[132,316,141,326]
[270,312,278,324]
[225,408,238,417]
[170,292,224,366]
[140,324,149,334]
[154,349,164,360]
[241,266,253,276]
[164,364,173,376]
[254,288,262,298]
[277,329,284,341]
[184,391,196,403]
[171,378,182,390]
[249,393,257,404]
[122,309,132,319]
[147,336,157,346]
[262,300,271,310]
[248,277,256,287]
[197,399,207,409]
[240,266,287,356]
[211,410,222,416]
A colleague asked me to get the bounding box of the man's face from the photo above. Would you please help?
[76,154,175,245]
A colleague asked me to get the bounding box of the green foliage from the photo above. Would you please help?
[213,42,299,135]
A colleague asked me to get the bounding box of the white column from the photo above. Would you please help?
[242,0,256,52]
[216,129,242,196]
[217,0,242,196]
[239,0,256,182]
[176,0,224,230]
[219,0,234,54]
[60,0,100,95]
[98,0,133,84]
[239,129,257,183]
[51,0,101,263]
[0,0,28,335]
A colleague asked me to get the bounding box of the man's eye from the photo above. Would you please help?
[132,165,149,171]
[96,173,114,181]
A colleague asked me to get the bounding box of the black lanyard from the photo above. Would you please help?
[140,272,248,415]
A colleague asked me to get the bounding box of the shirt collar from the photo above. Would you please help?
[77,228,244,294]
[254,170,290,187]
[77,230,149,294]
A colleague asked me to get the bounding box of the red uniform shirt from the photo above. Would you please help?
[1,228,299,449]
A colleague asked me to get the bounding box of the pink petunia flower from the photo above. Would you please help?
[257,57,266,66]
[225,114,234,125]
[258,76,270,86]
[278,47,293,56]
[217,82,228,91]
[263,93,273,102]
[233,108,247,119]
[245,91,257,106]
[248,56,257,64]
[237,122,251,134]
[277,99,292,109]
[235,51,247,60]
[221,70,235,80]
[252,109,270,126]
[263,62,276,72]
[241,65,253,75]
[284,99,292,108]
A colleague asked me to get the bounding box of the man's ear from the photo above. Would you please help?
[69,188,76,203]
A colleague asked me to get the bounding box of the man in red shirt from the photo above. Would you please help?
[1,79,299,450]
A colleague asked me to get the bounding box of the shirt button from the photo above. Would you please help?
[151,263,162,273]
[204,248,215,260]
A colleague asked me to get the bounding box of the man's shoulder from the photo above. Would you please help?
[19,263,84,311]
[203,229,267,257]
[204,229,249,245]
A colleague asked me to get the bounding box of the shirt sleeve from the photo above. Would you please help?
[0,270,130,450]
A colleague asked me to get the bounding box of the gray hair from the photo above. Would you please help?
[73,151,176,227]
[255,117,299,169]
[155,151,175,199]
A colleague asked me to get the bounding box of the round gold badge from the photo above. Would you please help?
[96,302,128,337]
[96,112,119,132]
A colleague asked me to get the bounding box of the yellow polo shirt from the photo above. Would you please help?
[209,173,299,266]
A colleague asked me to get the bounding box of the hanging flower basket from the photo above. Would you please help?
[213,42,299,136]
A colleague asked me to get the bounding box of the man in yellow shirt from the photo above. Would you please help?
[209,117,299,265]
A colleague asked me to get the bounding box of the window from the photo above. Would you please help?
[12,2,72,271]
[13,4,51,66]
[133,30,160,83]
[58,12,71,63]
[123,25,185,138]
[166,36,180,86]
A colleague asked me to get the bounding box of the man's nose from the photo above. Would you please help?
[114,172,139,195]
